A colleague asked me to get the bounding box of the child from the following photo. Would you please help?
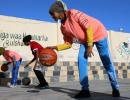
[23,35,48,88]
[0,47,22,88]
[48,1,120,98]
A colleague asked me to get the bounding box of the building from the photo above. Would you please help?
[0,15,130,85]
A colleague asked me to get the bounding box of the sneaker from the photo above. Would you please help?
[35,83,49,89]
[7,82,17,88]
[9,85,17,88]
[112,89,120,97]
[74,90,91,98]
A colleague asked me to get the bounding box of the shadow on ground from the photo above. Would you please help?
[48,87,130,100]
[3,84,129,100]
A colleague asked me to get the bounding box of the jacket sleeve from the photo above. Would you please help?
[86,26,93,46]
[57,34,72,51]
[71,9,93,46]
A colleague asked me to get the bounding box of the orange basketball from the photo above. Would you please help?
[1,64,8,72]
[38,48,57,66]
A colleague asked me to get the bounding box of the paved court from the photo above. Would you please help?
[0,79,130,100]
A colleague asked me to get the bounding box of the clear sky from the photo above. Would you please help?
[0,0,130,33]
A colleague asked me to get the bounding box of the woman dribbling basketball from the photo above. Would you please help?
[48,1,120,98]
[0,47,22,88]
[23,35,48,88]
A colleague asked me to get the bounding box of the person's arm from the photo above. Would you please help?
[5,62,11,65]
[12,55,17,67]
[48,34,72,51]
[72,9,94,57]
[86,26,93,46]
[5,54,16,67]
[34,50,39,69]
[72,10,93,46]
[56,42,72,51]
[24,51,37,68]
[25,57,36,68]
[48,42,72,51]
[85,26,94,57]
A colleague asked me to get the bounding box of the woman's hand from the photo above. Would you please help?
[24,63,30,68]
[85,46,94,58]
[47,46,57,50]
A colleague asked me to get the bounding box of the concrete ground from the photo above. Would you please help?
[0,79,130,100]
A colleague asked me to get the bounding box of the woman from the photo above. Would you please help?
[48,1,120,98]
[23,35,48,88]
[0,47,22,88]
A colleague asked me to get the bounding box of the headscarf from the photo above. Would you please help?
[49,1,67,14]
[23,35,32,43]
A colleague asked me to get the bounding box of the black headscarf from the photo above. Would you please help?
[23,35,32,43]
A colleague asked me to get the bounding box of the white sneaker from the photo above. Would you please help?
[35,67,42,71]
[7,82,17,88]
[10,85,17,88]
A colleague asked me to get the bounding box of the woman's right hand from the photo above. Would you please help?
[85,46,94,58]
[24,64,29,68]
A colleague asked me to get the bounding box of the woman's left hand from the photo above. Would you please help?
[13,63,16,68]
[85,46,94,57]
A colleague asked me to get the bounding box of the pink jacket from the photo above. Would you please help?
[61,9,108,44]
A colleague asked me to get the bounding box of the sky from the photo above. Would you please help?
[0,0,130,33]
